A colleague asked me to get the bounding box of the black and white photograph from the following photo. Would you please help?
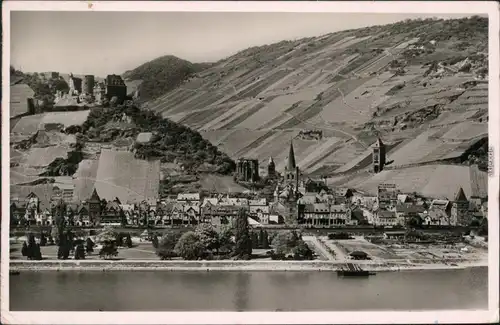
[1,1,499,324]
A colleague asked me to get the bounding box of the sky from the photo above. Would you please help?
[10,11,472,77]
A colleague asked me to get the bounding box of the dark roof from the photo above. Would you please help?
[396,204,426,214]
[373,137,385,148]
[89,188,101,202]
[379,210,396,218]
[455,187,468,202]
[287,141,296,171]
[351,208,364,221]
[350,251,368,257]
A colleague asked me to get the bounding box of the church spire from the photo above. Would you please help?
[287,140,296,171]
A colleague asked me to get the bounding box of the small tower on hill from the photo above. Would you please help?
[451,187,470,226]
[372,137,386,173]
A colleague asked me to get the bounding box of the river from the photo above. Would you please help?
[10,267,487,311]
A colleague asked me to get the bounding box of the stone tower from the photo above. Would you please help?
[451,187,469,226]
[284,141,300,195]
[268,156,276,178]
[373,137,386,173]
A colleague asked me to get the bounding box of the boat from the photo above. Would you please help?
[336,263,375,277]
[9,270,20,276]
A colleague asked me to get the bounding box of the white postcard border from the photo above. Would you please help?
[2,1,499,324]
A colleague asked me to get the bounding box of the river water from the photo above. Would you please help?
[10,267,487,311]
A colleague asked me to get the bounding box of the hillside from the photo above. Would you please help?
[133,16,488,200]
[122,55,213,102]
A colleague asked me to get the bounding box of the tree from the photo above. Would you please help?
[152,234,159,249]
[125,233,133,248]
[74,244,86,260]
[251,231,259,249]
[57,228,71,260]
[156,231,182,260]
[273,230,301,258]
[174,231,204,260]
[218,226,234,255]
[195,223,220,254]
[120,211,127,227]
[262,230,270,249]
[40,232,47,246]
[233,208,252,260]
[479,218,488,236]
[26,233,37,260]
[21,242,28,257]
[292,240,314,260]
[99,240,118,259]
[86,238,95,253]
[115,233,124,247]
[258,228,265,249]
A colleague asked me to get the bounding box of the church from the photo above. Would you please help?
[273,141,303,203]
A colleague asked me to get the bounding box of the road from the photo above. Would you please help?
[303,236,335,261]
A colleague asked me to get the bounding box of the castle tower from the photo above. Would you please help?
[268,156,276,178]
[451,187,469,226]
[373,137,386,173]
[87,188,102,226]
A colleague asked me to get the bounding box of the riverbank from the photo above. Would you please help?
[9,258,488,273]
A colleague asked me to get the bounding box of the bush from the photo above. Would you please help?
[157,231,182,260]
[99,241,118,259]
[174,231,204,260]
[74,244,86,260]
[125,234,133,248]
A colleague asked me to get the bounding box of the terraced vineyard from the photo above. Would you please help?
[128,17,488,198]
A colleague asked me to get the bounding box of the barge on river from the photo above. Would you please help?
[337,263,375,277]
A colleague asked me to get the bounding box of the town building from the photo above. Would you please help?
[374,210,398,226]
[297,203,352,227]
[377,183,398,209]
[177,193,201,206]
[105,74,127,104]
[372,137,386,173]
[236,158,259,182]
[82,75,95,95]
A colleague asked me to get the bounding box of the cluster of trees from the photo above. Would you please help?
[155,209,249,261]
[81,104,235,175]
[327,232,353,240]
[21,233,43,260]
[114,233,133,248]
[153,210,313,262]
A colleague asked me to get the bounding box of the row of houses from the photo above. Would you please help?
[10,182,487,228]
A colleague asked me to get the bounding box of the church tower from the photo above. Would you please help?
[284,141,300,197]
[268,156,276,178]
[372,137,386,173]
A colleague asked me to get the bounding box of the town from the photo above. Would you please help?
[10,139,488,230]
[6,9,493,315]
